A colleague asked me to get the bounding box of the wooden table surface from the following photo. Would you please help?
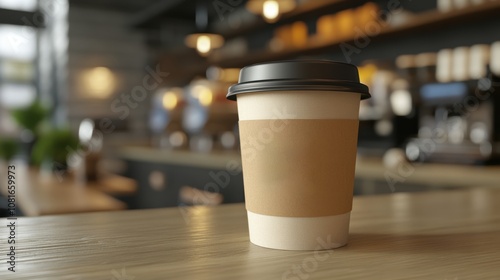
[1,188,499,279]
[0,162,128,216]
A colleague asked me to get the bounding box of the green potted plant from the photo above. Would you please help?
[11,101,48,136]
[32,128,80,172]
[0,138,19,162]
[10,101,49,164]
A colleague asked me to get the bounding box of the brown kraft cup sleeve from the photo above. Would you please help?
[239,119,359,217]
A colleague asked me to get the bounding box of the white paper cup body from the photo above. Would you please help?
[237,90,361,250]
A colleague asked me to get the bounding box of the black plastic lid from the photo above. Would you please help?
[226,60,371,101]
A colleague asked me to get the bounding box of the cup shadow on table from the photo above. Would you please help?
[342,231,500,254]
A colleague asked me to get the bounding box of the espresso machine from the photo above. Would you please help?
[405,77,500,164]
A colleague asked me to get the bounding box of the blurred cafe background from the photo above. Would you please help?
[0,0,499,216]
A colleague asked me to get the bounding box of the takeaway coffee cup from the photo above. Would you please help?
[227,60,370,250]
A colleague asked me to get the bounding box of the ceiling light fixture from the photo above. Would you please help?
[246,0,296,23]
[185,0,224,56]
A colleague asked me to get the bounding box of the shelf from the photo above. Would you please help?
[209,1,500,68]
[119,147,500,188]
[219,0,366,39]
[0,8,44,27]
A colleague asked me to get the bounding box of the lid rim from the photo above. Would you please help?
[240,59,359,70]
[227,60,371,101]
[227,86,370,101]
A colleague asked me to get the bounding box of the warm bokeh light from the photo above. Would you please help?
[192,85,213,107]
[83,67,115,98]
[246,0,295,23]
[390,89,412,116]
[185,33,224,56]
[263,0,280,22]
[198,89,213,107]
[162,91,179,110]
[358,64,378,85]
[196,35,211,55]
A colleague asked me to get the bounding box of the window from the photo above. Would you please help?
[0,1,38,134]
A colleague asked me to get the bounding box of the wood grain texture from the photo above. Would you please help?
[0,162,126,216]
[1,188,499,279]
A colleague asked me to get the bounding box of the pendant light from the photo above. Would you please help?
[185,0,224,56]
[246,0,296,23]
